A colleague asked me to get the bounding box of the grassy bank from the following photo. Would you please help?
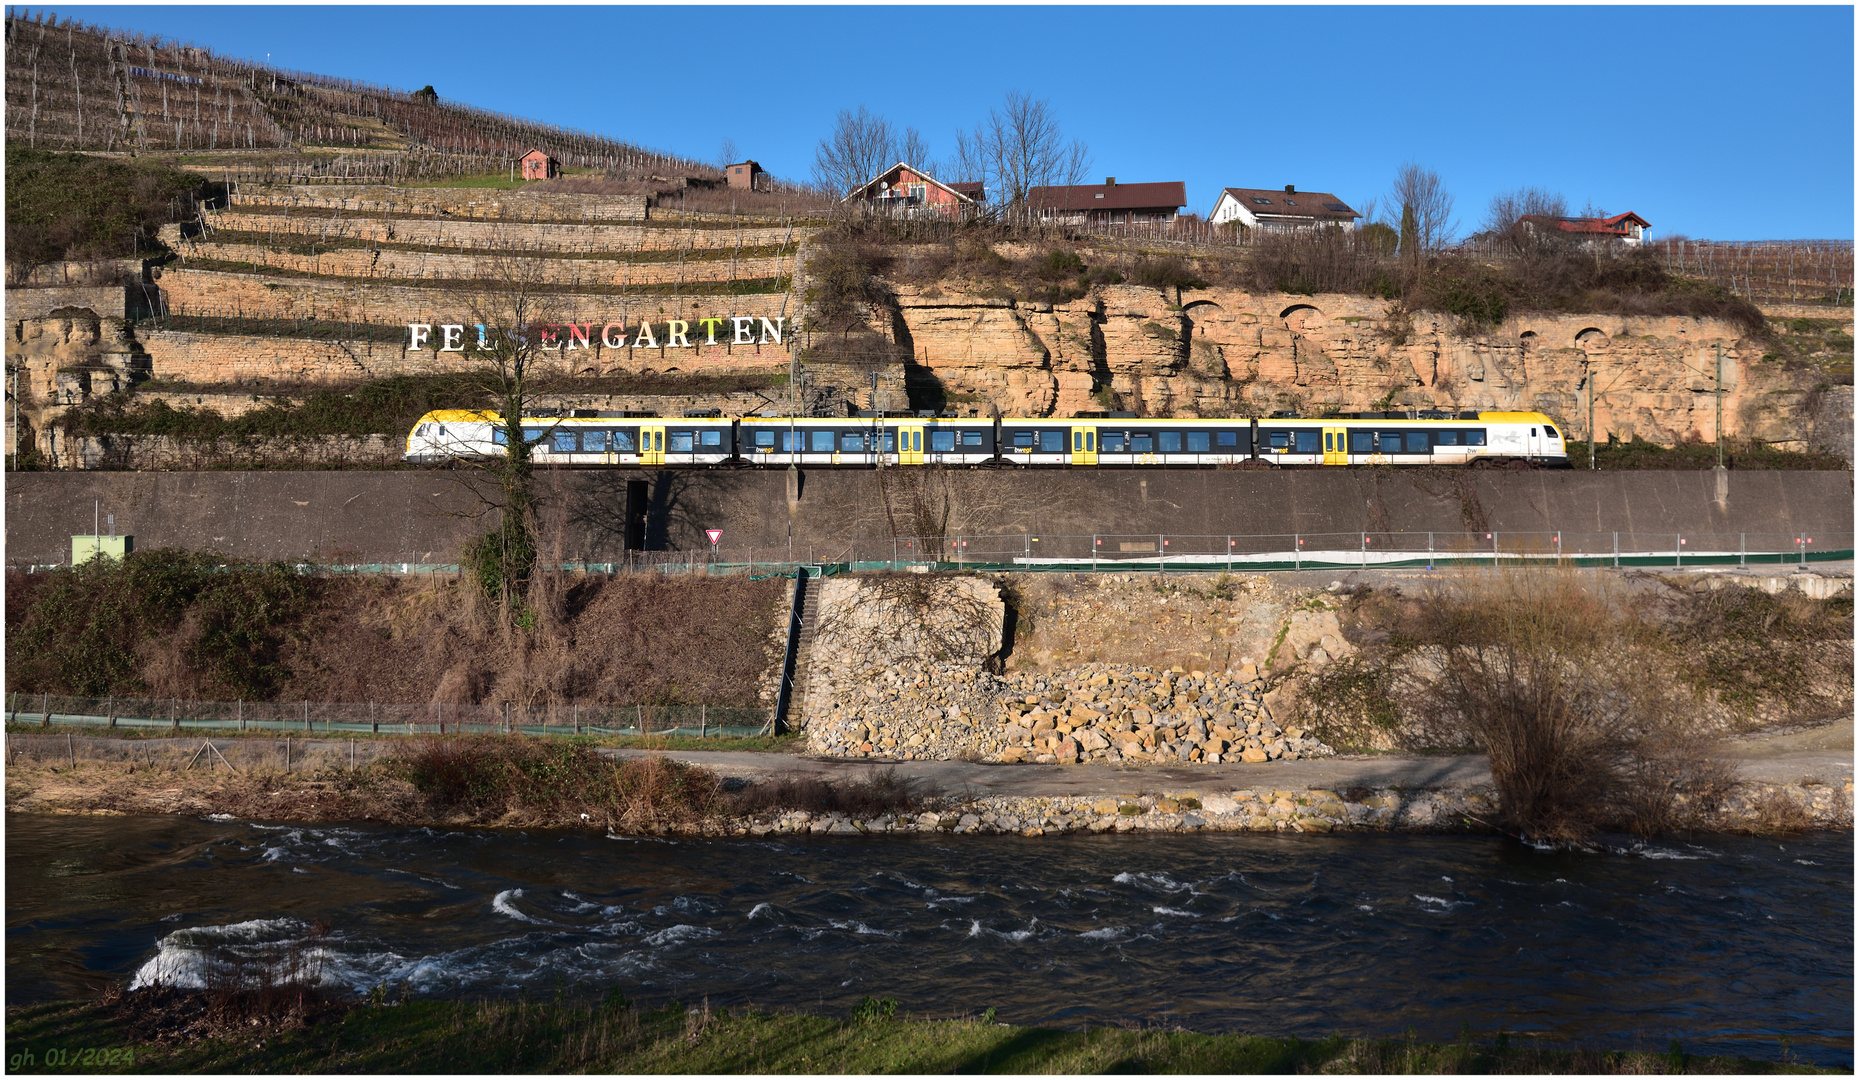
[5,994,1832,1074]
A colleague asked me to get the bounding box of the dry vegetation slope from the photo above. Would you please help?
[4,555,787,708]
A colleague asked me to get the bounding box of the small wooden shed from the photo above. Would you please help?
[520,148,559,181]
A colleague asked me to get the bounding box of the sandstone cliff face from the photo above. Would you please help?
[867,282,1845,451]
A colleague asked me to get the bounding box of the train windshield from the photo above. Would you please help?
[1543,425,1559,438]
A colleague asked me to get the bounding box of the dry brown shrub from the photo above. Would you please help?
[1745,786,1816,834]
[1400,568,1732,841]
[726,768,924,817]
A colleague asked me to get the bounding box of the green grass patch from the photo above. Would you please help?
[62,374,493,442]
[5,146,214,274]
[4,996,1828,1074]
[5,549,320,700]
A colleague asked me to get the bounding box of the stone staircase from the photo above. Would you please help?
[777,573,824,733]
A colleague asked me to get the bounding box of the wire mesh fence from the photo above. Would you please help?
[8,531,1849,578]
[2,694,772,739]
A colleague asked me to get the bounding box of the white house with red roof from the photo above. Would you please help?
[1519,211,1650,246]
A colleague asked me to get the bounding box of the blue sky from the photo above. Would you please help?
[62,5,1855,239]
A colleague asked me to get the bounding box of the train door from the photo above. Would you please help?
[1070,425,1097,465]
[639,424,666,466]
[897,423,925,465]
[1322,426,1348,466]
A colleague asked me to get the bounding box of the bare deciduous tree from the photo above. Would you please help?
[442,245,569,622]
[1389,163,1456,265]
[812,105,898,199]
[1482,186,1568,249]
[951,92,1091,222]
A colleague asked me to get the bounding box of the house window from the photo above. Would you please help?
[1253,197,1272,205]
[908,183,926,200]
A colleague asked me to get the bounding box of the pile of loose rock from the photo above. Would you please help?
[811,660,1334,765]
[990,662,1333,765]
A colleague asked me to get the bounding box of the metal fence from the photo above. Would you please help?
[8,530,1849,579]
[2,694,772,739]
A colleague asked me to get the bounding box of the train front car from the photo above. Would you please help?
[404,410,501,463]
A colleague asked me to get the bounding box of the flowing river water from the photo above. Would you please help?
[6,816,1851,1067]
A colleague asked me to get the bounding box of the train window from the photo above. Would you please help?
[1040,430,1064,453]
[1217,431,1237,447]
[931,430,956,452]
[669,431,694,452]
[1466,430,1487,446]
[1269,431,1290,451]
[1186,432,1210,452]
[880,432,896,452]
[909,431,921,451]
[1295,431,1321,453]
[1012,431,1035,449]
[753,430,776,448]
[809,430,834,452]
[493,428,508,445]
[523,427,549,446]
[1101,431,1125,452]
[1085,431,1095,451]
[841,432,864,452]
[700,430,722,447]
[961,430,983,447]
[1073,431,1083,451]
[1350,431,1374,453]
[1132,434,1155,453]
[1543,425,1558,438]
[553,431,578,453]
[613,430,637,452]
[1435,430,1460,446]
[1379,431,1404,451]
[1405,432,1430,453]
[1159,431,1181,452]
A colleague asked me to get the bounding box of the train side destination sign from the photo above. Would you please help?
[407,316,786,352]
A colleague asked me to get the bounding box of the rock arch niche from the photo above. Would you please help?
[1575,327,1609,350]
[1279,303,1324,331]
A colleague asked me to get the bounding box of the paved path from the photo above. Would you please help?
[604,720,1852,797]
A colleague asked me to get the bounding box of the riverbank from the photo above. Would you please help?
[5,994,1835,1074]
[6,725,1850,836]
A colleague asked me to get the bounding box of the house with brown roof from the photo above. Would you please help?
[1519,211,1650,246]
[1027,178,1185,226]
[1210,186,1360,231]
[847,162,982,219]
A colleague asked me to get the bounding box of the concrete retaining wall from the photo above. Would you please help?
[7,468,1850,567]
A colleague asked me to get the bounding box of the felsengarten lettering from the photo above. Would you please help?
[406,317,784,352]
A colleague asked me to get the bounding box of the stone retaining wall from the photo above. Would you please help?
[199,212,799,254]
[157,269,796,325]
[134,329,792,386]
[231,184,648,222]
[173,241,792,288]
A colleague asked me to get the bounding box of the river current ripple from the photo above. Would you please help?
[6,816,1851,1066]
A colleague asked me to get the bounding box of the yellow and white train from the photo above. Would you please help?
[405,410,1570,469]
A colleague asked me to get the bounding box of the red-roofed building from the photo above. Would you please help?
[1520,211,1650,246]
[1027,178,1185,226]
[1210,185,1360,232]
[847,162,983,219]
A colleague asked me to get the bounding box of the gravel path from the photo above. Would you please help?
[604,719,1852,797]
